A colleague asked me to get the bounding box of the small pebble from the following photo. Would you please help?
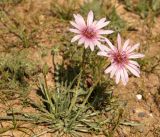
[136,94,142,100]
[149,113,153,117]
[138,112,146,117]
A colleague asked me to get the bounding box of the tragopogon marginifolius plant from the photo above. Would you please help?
[27,10,144,136]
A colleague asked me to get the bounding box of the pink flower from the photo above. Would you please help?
[69,11,114,51]
[97,34,144,85]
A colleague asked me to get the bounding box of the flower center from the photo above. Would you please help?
[82,27,96,39]
[113,51,128,64]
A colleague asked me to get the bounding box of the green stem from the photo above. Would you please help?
[68,70,82,113]
[43,74,49,92]
[42,74,55,113]
[81,47,86,69]
[68,48,86,114]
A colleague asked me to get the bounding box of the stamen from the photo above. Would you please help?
[82,27,96,39]
[113,51,128,64]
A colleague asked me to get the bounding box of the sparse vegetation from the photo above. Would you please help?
[0,51,38,90]
[0,10,37,48]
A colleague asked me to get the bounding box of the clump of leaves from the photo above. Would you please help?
[123,0,160,18]
[34,77,102,136]
[0,51,38,90]
[24,46,118,136]
[50,0,79,20]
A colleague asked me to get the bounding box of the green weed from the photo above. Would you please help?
[0,10,37,48]
[123,0,160,18]
[50,0,79,20]
[27,62,114,136]
[0,51,38,90]
[0,0,23,4]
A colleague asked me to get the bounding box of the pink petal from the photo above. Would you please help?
[120,69,126,85]
[123,39,130,51]
[92,39,99,44]
[129,60,140,67]
[121,68,128,85]
[96,20,110,29]
[104,65,113,73]
[78,38,85,45]
[84,41,89,48]
[69,28,80,33]
[70,21,82,30]
[110,64,117,78]
[98,21,110,29]
[126,64,140,77]
[98,30,114,35]
[127,43,140,53]
[95,40,111,51]
[87,11,94,26]
[117,33,121,50]
[129,53,144,59]
[129,63,140,73]
[95,18,106,27]
[74,14,86,27]
[92,20,97,26]
[97,44,110,52]
[105,38,115,51]
[126,45,131,51]
[123,68,129,83]
[115,70,121,84]
[71,35,81,42]
[89,41,95,51]
[94,40,101,46]
[97,51,108,57]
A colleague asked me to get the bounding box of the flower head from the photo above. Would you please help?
[70,11,114,51]
[97,34,144,85]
